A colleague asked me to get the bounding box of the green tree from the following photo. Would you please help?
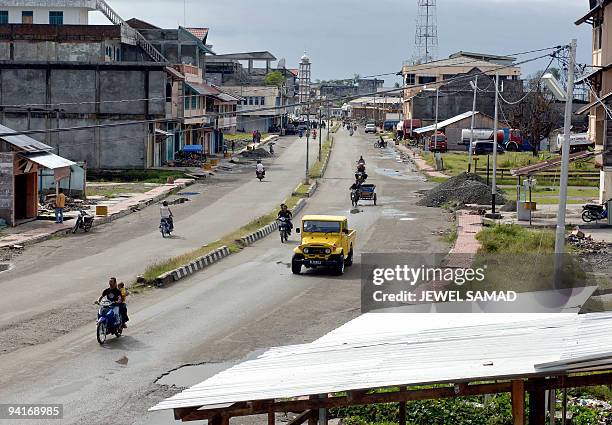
[264,71,285,87]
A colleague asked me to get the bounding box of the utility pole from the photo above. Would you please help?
[318,105,322,162]
[468,75,478,173]
[491,72,500,215]
[305,102,310,184]
[431,87,439,152]
[554,39,577,285]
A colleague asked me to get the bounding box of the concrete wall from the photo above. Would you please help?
[0,152,13,226]
[2,7,89,24]
[0,64,167,169]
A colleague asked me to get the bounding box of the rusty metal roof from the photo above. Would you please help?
[511,150,596,176]
[0,124,52,153]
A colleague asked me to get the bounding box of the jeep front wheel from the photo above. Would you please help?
[291,259,302,275]
[345,248,354,267]
[335,256,345,275]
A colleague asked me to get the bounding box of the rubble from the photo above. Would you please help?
[239,147,272,159]
[417,172,506,208]
[567,226,611,253]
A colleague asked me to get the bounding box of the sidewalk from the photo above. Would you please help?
[395,143,448,179]
[0,178,194,249]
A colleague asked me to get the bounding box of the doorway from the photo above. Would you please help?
[14,172,37,220]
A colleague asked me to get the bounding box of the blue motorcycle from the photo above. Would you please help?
[95,298,123,345]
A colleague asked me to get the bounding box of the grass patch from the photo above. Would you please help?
[330,122,341,133]
[309,136,333,178]
[293,183,312,197]
[88,169,189,184]
[476,224,555,254]
[224,132,269,142]
[86,184,154,198]
[442,224,458,244]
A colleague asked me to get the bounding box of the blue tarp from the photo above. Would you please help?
[182,144,203,153]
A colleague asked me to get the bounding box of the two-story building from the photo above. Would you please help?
[401,52,522,126]
[0,0,95,25]
[576,0,612,202]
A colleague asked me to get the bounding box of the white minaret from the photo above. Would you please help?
[298,52,311,113]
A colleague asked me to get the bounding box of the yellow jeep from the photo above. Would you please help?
[292,215,356,275]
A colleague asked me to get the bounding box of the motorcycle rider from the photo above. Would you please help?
[256,160,265,177]
[357,156,366,173]
[97,277,127,328]
[160,200,174,231]
[357,156,366,166]
[277,203,293,235]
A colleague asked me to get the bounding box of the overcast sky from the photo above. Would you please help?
[92,0,593,84]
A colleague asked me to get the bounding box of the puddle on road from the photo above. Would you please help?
[373,168,422,181]
[0,263,12,273]
[157,349,265,388]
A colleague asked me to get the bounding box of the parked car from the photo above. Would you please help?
[471,140,506,155]
[365,123,377,134]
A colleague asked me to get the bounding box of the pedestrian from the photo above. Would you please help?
[252,130,257,144]
[223,143,228,154]
[231,140,235,153]
[256,130,261,143]
[55,188,66,224]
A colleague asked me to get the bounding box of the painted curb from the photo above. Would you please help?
[292,181,318,198]
[318,137,334,177]
[156,246,231,286]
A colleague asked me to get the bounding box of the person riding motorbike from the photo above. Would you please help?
[97,277,127,328]
[256,160,265,176]
[160,201,174,231]
[357,156,366,166]
[277,203,293,235]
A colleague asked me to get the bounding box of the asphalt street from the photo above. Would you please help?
[0,128,450,425]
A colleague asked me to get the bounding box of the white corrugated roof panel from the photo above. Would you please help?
[24,152,75,170]
[151,312,612,413]
[413,111,480,134]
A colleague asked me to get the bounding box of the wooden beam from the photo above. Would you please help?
[528,379,546,425]
[175,371,612,422]
[308,395,317,425]
[399,386,407,425]
[268,410,275,425]
[511,380,525,425]
[286,410,315,425]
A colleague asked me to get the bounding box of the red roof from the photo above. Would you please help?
[186,27,209,41]
[289,68,299,77]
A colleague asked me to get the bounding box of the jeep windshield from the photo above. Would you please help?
[302,220,341,233]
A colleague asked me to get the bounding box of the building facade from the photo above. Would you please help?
[576,0,612,202]
[0,0,96,25]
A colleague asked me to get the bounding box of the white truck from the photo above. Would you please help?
[554,133,593,153]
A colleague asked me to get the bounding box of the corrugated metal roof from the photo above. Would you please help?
[151,312,612,413]
[0,124,52,153]
[186,82,221,96]
[23,152,75,169]
[414,111,482,134]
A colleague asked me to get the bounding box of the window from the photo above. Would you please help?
[260,97,265,106]
[405,74,416,86]
[0,11,8,24]
[49,11,63,25]
[184,95,190,110]
[22,11,33,24]
[191,94,197,109]
[254,97,259,106]
[418,76,436,85]
[248,97,254,105]
[594,22,603,50]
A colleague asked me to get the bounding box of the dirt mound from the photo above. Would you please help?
[240,148,272,159]
[418,172,506,207]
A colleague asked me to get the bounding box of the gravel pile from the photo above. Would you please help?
[418,172,506,207]
[239,148,272,159]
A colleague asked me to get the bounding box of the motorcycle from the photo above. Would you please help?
[355,171,368,183]
[374,139,387,148]
[95,298,123,345]
[160,217,173,238]
[256,169,265,182]
[349,129,354,136]
[582,200,610,222]
[72,209,94,233]
[278,217,291,243]
[351,188,360,207]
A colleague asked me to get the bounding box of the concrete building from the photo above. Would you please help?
[207,51,297,133]
[0,0,96,25]
[401,52,522,121]
[576,0,612,203]
[413,111,504,148]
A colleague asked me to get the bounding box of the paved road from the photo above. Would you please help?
[0,135,317,328]
[0,129,450,425]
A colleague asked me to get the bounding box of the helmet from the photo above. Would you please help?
[162,201,168,206]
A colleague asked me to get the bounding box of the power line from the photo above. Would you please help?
[0,49,563,139]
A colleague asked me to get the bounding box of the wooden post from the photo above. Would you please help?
[268,410,276,425]
[399,386,407,425]
[308,396,317,425]
[318,394,328,425]
[511,380,525,425]
[529,380,546,425]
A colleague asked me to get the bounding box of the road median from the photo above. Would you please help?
[142,135,335,287]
